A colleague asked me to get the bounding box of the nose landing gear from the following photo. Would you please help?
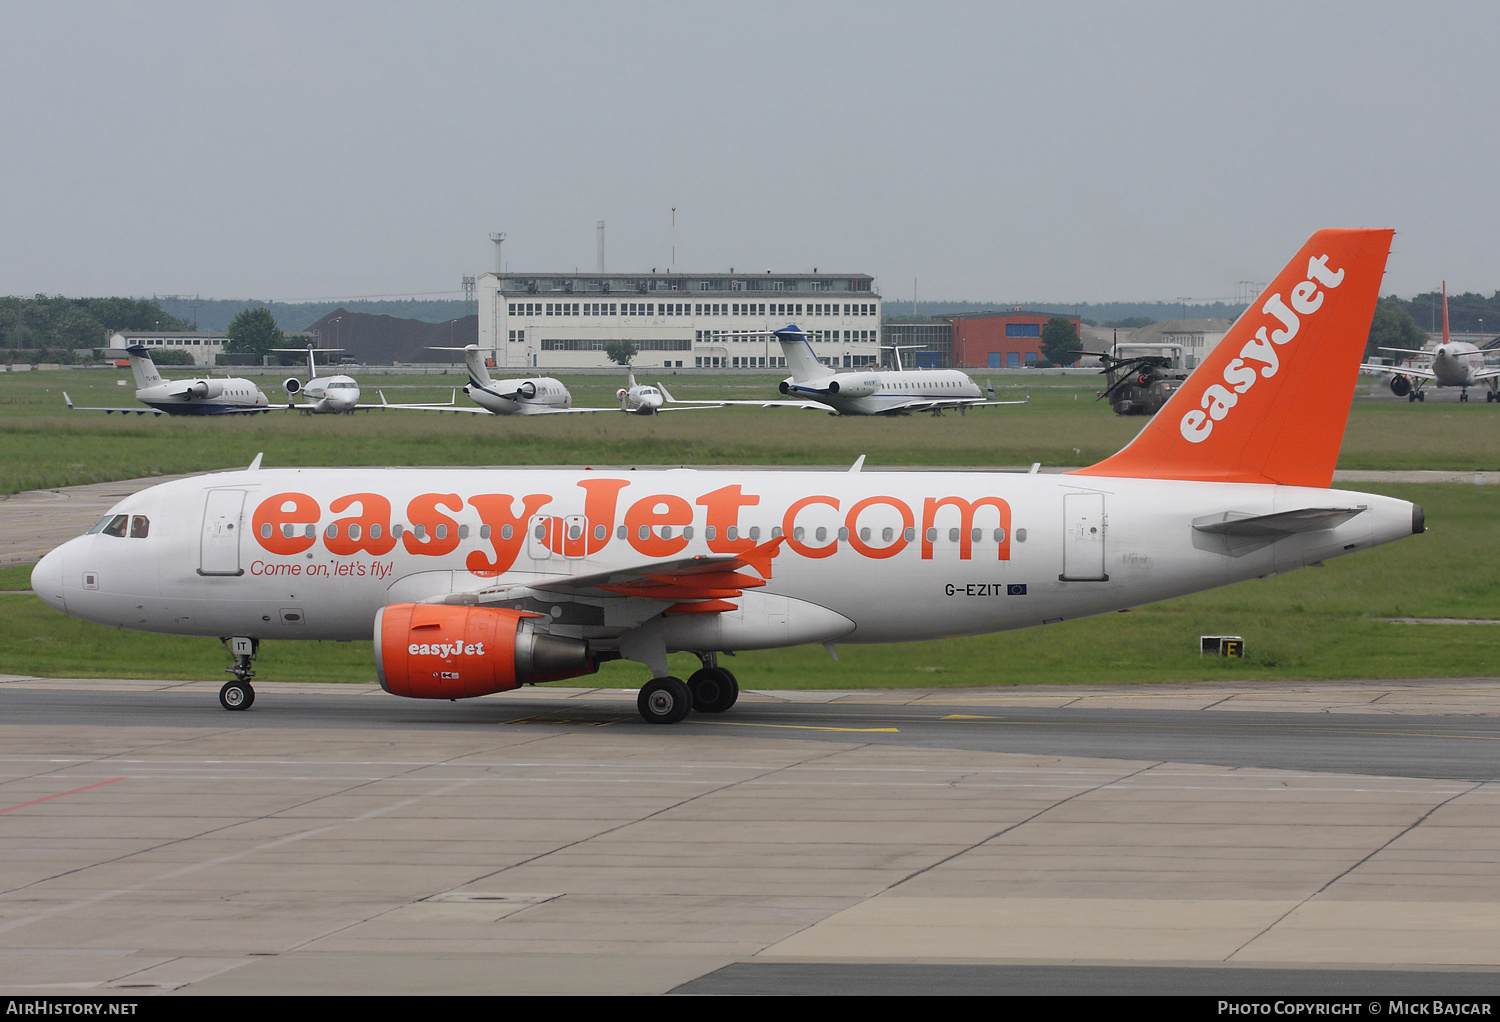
[219,679,255,711]
[219,636,258,711]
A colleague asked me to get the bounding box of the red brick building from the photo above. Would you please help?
[942,311,1082,368]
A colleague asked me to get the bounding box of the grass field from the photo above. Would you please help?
[2,365,1495,690]
[1,368,1498,495]
[1,483,1494,688]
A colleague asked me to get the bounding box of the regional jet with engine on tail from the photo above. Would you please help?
[33,230,1422,724]
[63,345,271,415]
[380,345,615,415]
[271,345,368,413]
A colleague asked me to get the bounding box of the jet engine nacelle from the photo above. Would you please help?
[183,380,223,400]
[374,604,596,699]
[511,381,537,400]
[826,377,877,398]
[1389,374,1412,397]
[284,378,302,396]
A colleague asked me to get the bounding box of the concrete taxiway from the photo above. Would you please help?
[0,677,1498,995]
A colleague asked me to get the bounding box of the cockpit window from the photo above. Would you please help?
[101,515,129,538]
[130,515,150,538]
[87,515,114,534]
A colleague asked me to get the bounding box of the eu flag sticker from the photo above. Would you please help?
[1007,584,1027,596]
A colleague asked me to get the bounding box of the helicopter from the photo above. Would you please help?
[1077,350,1187,416]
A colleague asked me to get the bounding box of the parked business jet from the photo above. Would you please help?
[775,326,1028,415]
[379,345,612,415]
[1361,283,1500,402]
[33,230,1421,725]
[617,371,721,415]
[271,345,366,413]
[63,345,271,416]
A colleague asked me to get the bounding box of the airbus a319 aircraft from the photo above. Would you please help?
[1362,283,1500,402]
[33,230,1422,725]
[64,345,271,415]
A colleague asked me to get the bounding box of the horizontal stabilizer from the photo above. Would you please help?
[1192,506,1366,537]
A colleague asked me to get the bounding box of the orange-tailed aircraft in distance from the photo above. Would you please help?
[1361,282,1500,402]
[34,229,1423,723]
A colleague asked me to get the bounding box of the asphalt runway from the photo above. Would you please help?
[5,683,1500,781]
[1,678,1498,995]
[4,476,1500,994]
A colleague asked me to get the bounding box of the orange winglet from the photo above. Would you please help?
[1070,229,1393,489]
[727,534,786,580]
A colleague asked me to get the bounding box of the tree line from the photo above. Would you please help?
[0,296,190,364]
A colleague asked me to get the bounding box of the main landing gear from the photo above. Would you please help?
[635,654,740,725]
[219,636,258,711]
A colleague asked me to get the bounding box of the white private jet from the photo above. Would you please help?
[271,345,367,414]
[617,371,723,415]
[380,345,613,415]
[63,345,271,416]
[659,332,1027,415]
[33,229,1422,726]
[1361,283,1500,403]
[776,326,1028,415]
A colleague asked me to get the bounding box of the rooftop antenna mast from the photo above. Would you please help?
[489,232,506,276]
[597,221,605,273]
[671,208,676,271]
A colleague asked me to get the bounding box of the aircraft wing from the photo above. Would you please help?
[1360,362,1437,380]
[377,390,494,414]
[874,390,1032,414]
[424,537,787,629]
[1473,365,1500,380]
[61,392,165,416]
[657,383,827,411]
[530,405,624,414]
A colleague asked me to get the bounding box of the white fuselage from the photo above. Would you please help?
[466,378,574,414]
[294,375,361,413]
[1429,342,1487,387]
[619,384,665,414]
[32,467,1417,655]
[785,369,982,414]
[136,377,270,415]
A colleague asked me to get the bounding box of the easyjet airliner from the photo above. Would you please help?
[31,230,1422,723]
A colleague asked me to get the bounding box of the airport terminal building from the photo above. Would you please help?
[107,331,228,367]
[477,272,882,369]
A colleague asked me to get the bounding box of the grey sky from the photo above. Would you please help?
[3,1,1495,303]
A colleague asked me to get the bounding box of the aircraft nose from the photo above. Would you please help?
[31,547,64,612]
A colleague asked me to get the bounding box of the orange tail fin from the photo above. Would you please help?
[1071,228,1392,488]
[1441,280,1449,345]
